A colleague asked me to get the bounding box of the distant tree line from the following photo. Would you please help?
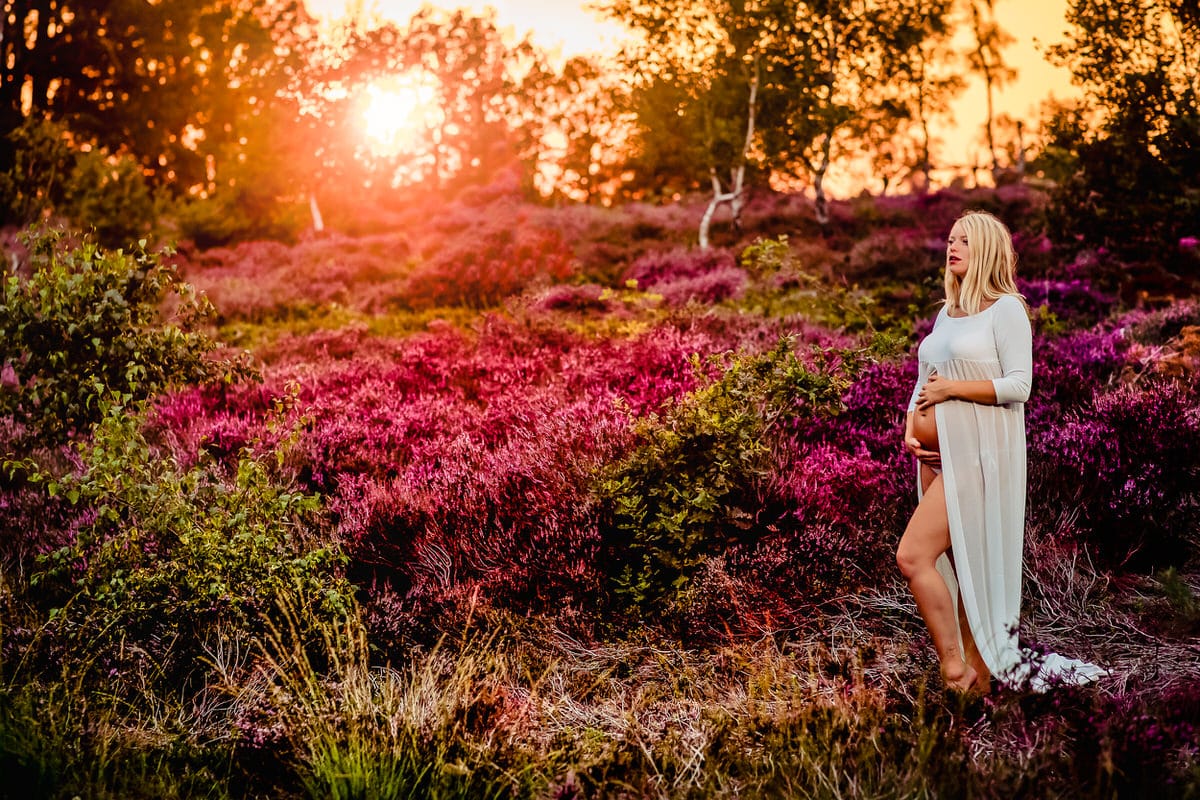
[0,0,1196,278]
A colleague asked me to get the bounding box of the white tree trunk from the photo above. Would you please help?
[309,193,325,233]
[698,65,758,249]
[812,132,832,228]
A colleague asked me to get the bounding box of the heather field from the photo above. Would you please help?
[3,185,1200,798]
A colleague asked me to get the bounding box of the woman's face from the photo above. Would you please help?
[946,222,970,279]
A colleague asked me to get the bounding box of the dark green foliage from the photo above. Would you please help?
[174,188,308,250]
[1041,0,1200,291]
[0,120,157,247]
[62,148,159,248]
[597,339,854,614]
[27,404,354,694]
[0,228,247,448]
[0,118,76,225]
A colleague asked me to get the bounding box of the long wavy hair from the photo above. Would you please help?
[945,210,1025,316]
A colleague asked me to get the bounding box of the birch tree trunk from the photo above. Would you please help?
[309,193,325,234]
[812,132,832,229]
[698,65,758,249]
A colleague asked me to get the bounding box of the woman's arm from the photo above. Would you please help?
[989,295,1033,404]
[915,375,997,408]
[904,410,941,466]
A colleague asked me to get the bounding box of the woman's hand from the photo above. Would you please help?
[916,373,956,411]
[904,434,942,469]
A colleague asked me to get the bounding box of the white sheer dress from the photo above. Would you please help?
[908,294,1107,692]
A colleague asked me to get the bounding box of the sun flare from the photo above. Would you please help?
[362,74,441,154]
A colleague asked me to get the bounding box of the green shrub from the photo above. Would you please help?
[0,118,76,226]
[0,228,248,449]
[173,190,308,250]
[597,339,856,615]
[28,404,353,695]
[0,119,158,247]
[63,148,158,248]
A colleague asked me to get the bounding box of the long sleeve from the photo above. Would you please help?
[990,296,1033,405]
[907,306,946,412]
[907,360,933,412]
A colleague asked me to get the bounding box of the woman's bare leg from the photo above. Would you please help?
[957,594,992,693]
[897,472,977,690]
[925,464,992,693]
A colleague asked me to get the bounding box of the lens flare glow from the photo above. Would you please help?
[362,76,441,154]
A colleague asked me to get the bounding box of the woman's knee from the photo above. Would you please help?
[895,538,931,580]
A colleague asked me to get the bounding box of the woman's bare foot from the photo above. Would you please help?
[964,672,992,696]
[942,658,979,693]
[967,663,992,695]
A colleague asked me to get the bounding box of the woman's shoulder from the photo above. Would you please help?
[990,293,1033,325]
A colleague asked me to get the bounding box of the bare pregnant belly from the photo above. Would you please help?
[913,407,939,452]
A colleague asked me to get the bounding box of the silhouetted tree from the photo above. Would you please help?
[524,55,634,204]
[1040,0,1200,290]
[965,0,1017,178]
[757,0,957,227]
[0,0,310,189]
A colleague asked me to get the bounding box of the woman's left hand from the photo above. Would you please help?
[916,374,956,410]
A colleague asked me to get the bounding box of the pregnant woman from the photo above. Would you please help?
[896,210,1107,694]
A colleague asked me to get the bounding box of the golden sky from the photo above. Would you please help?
[306,0,1082,192]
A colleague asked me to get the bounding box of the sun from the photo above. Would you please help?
[361,73,442,154]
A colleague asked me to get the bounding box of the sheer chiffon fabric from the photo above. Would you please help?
[909,296,1107,692]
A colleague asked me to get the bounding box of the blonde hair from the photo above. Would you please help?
[944,210,1024,316]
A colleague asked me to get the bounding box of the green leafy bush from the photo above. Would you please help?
[0,119,157,247]
[0,118,76,226]
[597,339,855,615]
[0,228,247,449]
[62,148,158,248]
[29,404,353,693]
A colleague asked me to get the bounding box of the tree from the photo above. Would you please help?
[889,3,965,193]
[965,0,1017,178]
[523,55,635,204]
[397,7,537,193]
[602,0,958,237]
[757,0,957,227]
[1040,0,1200,288]
[0,0,310,191]
[600,0,800,246]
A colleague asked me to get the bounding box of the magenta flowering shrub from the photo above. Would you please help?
[623,246,749,307]
[1032,682,1200,795]
[0,470,91,578]
[625,246,737,287]
[1026,325,1129,432]
[747,356,915,594]
[149,383,282,467]
[803,358,915,459]
[404,222,575,309]
[185,233,414,322]
[1019,276,1116,329]
[138,315,745,634]
[1030,379,1200,568]
[331,395,633,639]
[654,266,747,306]
[846,228,941,283]
[746,441,909,598]
[1119,300,1200,346]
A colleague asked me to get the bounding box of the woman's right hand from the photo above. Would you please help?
[905,435,942,469]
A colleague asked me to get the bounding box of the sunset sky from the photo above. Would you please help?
[305,0,1083,192]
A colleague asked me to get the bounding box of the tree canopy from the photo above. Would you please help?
[1041,0,1200,288]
